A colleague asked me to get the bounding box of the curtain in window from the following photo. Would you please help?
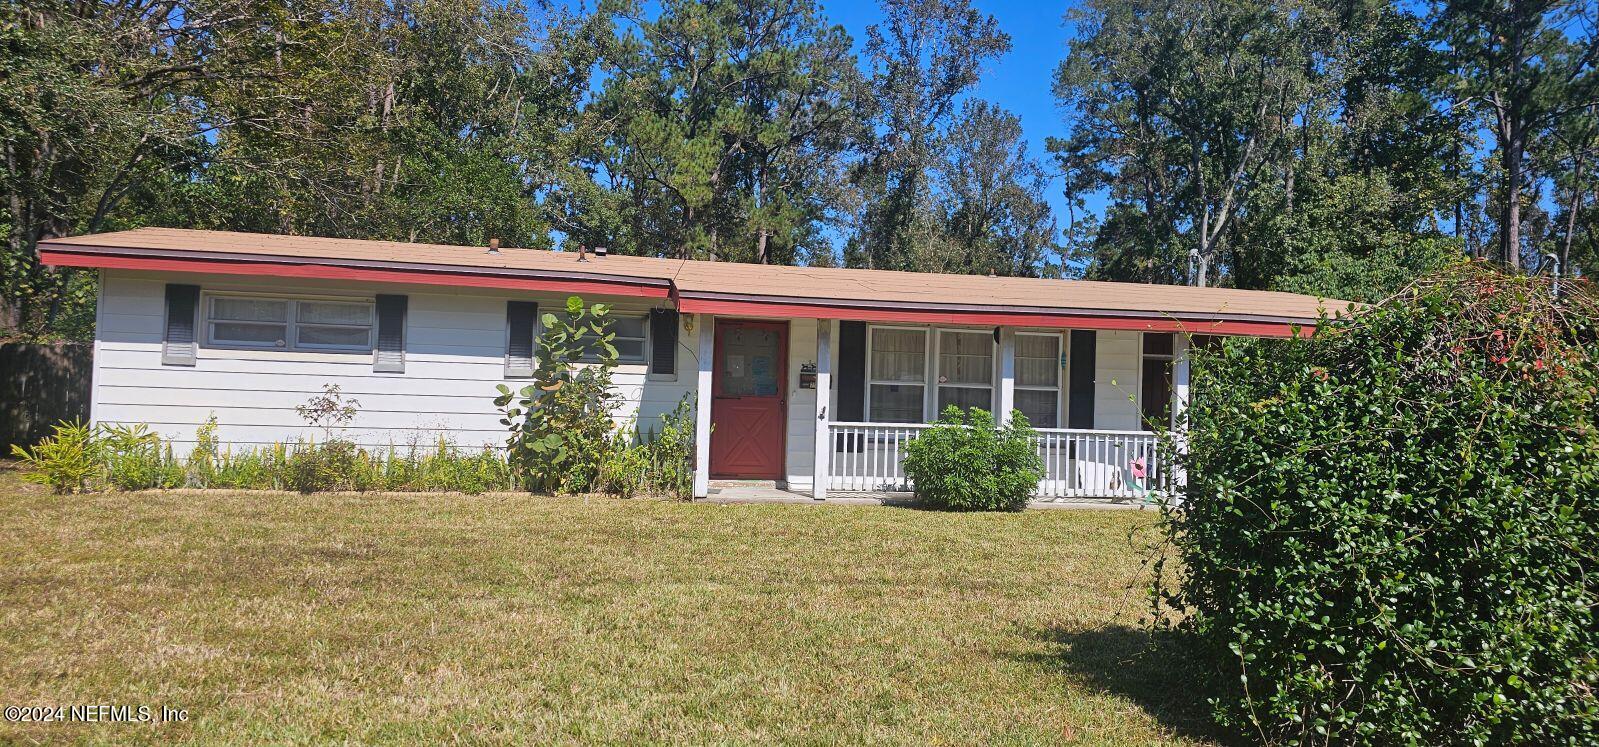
[937,330,992,414]
[869,328,927,422]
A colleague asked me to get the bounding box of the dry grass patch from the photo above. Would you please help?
[0,467,1219,745]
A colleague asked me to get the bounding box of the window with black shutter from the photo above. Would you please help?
[505,301,538,378]
[837,321,866,421]
[162,284,201,366]
[1067,330,1096,429]
[372,294,407,373]
[649,308,678,377]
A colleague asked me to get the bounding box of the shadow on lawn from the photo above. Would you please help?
[1021,624,1242,745]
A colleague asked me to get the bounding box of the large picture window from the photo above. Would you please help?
[867,327,927,422]
[937,329,993,414]
[205,295,373,352]
[1015,332,1061,428]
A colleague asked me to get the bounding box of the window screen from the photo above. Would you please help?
[566,313,649,363]
[868,328,927,422]
[206,296,373,352]
[937,330,992,414]
[1015,333,1061,428]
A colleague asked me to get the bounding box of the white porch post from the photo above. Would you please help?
[812,319,832,500]
[693,314,714,499]
[1170,334,1192,500]
[996,327,1016,423]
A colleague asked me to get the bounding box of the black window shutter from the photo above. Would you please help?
[1067,330,1096,429]
[649,308,678,375]
[161,284,200,366]
[373,294,408,373]
[837,321,867,421]
[505,301,537,378]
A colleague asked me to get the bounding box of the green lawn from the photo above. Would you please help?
[0,467,1219,745]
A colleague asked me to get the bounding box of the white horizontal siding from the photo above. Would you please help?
[1092,330,1142,431]
[784,320,819,489]
[94,271,696,453]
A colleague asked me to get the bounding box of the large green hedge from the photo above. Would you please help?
[1164,266,1598,744]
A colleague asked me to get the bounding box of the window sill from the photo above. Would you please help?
[200,347,373,364]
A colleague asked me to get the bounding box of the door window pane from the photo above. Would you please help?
[719,326,781,396]
[1143,332,1174,356]
[869,384,924,422]
[871,328,927,382]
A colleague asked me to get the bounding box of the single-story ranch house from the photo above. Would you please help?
[40,228,1343,502]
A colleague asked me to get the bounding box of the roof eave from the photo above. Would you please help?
[674,292,1316,337]
[40,239,1323,337]
[38,243,674,299]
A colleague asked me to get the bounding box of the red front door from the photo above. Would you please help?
[710,320,788,479]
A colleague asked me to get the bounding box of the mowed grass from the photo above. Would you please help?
[0,468,1218,745]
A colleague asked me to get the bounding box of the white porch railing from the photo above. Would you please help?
[1032,427,1165,500]
[827,422,933,492]
[825,422,1167,501]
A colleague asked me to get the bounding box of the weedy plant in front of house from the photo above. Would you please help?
[902,406,1043,511]
[1163,264,1599,744]
[594,395,699,501]
[11,390,518,496]
[494,295,622,494]
[9,419,101,494]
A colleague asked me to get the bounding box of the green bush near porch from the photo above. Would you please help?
[902,406,1043,512]
[1165,265,1599,744]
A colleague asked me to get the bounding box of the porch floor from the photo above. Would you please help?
[701,484,1155,511]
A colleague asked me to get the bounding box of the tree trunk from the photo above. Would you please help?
[1501,125,1525,271]
[1560,169,1582,276]
[3,141,24,330]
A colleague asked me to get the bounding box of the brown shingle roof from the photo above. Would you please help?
[40,227,1351,325]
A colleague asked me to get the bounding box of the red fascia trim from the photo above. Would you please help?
[40,250,672,299]
[676,297,1306,338]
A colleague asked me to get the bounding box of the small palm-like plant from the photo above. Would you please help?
[11,420,102,494]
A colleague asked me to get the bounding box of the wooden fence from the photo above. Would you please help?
[1,342,92,451]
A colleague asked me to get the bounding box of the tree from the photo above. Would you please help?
[1436,0,1599,271]
[845,0,1010,272]
[1053,0,1303,287]
[1539,101,1599,277]
[0,0,591,340]
[0,0,265,336]
[200,0,575,248]
[574,0,862,263]
[1054,0,1467,294]
[935,101,1060,277]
